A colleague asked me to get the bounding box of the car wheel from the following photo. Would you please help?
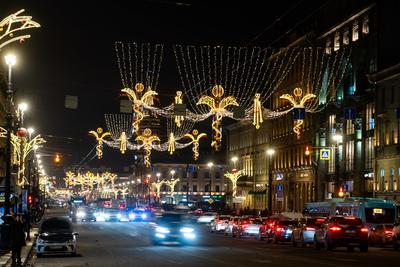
[360,242,368,252]
[71,251,76,257]
[324,239,333,251]
[258,231,264,241]
[273,236,278,244]
[300,235,306,248]
[314,240,321,250]
[394,238,400,250]
[291,236,297,247]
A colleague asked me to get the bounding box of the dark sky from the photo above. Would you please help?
[1,0,328,177]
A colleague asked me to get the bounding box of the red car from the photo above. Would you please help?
[258,218,276,241]
[314,216,369,252]
[369,224,394,247]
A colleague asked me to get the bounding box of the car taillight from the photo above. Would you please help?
[385,230,392,235]
[305,227,315,231]
[269,223,273,227]
[329,226,342,231]
[360,227,368,233]
[276,227,283,232]
[242,224,249,228]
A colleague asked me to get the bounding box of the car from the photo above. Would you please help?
[392,222,400,250]
[369,224,394,247]
[210,215,231,233]
[233,218,263,239]
[225,216,240,236]
[258,217,277,241]
[96,208,129,222]
[128,209,151,221]
[35,217,78,257]
[291,217,327,247]
[314,216,369,252]
[196,212,217,224]
[270,219,296,244]
[76,207,97,222]
[151,212,198,245]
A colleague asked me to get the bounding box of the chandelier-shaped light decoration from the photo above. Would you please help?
[224,170,244,198]
[196,85,238,151]
[167,132,176,155]
[184,129,207,160]
[174,91,184,127]
[0,9,41,50]
[253,93,263,129]
[135,128,160,167]
[122,83,158,133]
[89,128,111,159]
[152,180,166,199]
[118,131,128,154]
[165,178,180,201]
[279,87,316,139]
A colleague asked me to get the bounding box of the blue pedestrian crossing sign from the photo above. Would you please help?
[320,149,330,160]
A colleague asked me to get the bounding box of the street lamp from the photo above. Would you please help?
[156,172,161,182]
[3,54,17,215]
[207,162,214,194]
[170,169,176,180]
[266,148,275,214]
[231,156,238,170]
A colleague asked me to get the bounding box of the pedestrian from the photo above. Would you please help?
[10,214,26,266]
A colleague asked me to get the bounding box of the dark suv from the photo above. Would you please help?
[314,216,369,252]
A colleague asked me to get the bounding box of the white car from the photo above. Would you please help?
[35,217,78,257]
[197,212,217,224]
[210,215,231,232]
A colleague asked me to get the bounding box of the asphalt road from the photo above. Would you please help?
[30,208,400,267]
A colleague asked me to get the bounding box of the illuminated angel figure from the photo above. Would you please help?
[253,93,263,129]
[165,178,180,204]
[167,132,176,155]
[196,85,238,151]
[279,87,316,139]
[224,170,244,198]
[0,9,41,50]
[89,128,111,159]
[121,82,158,133]
[135,128,160,167]
[0,127,7,138]
[184,129,207,160]
[152,180,165,199]
[174,91,184,127]
[118,131,128,154]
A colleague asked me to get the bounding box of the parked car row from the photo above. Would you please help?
[208,214,400,252]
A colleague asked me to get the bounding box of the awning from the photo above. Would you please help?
[248,188,267,194]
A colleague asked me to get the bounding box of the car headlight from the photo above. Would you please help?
[129,213,136,219]
[141,214,147,220]
[156,226,170,234]
[77,211,86,218]
[117,213,122,219]
[180,227,194,233]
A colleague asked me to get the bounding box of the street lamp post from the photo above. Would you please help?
[266,148,275,215]
[26,127,34,241]
[332,134,343,197]
[4,54,16,216]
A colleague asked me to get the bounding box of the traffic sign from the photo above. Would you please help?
[320,149,330,160]
[207,198,214,204]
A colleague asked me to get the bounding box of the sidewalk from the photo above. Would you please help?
[0,228,37,267]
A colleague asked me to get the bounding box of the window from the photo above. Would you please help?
[343,27,350,45]
[215,185,220,192]
[182,184,188,192]
[365,103,375,130]
[326,38,332,54]
[328,148,335,174]
[352,20,359,41]
[346,120,354,135]
[205,171,210,179]
[329,115,336,134]
[182,170,186,179]
[390,168,394,191]
[205,185,209,192]
[215,172,221,180]
[193,185,197,192]
[380,169,385,191]
[385,121,390,145]
[364,137,374,169]
[362,15,369,34]
[193,171,198,179]
[345,141,354,172]
[334,32,340,51]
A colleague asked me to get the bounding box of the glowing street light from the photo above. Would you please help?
[332,134,343,143]
[156,172,161,181]
[18,102,28,112]
[170,169,176,180]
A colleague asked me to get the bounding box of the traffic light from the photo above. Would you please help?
[305,146,311,156]
[28,194,33,205]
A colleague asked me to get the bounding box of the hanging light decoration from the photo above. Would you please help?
[253,93,263,129]
[174,91,184,127]
[118,131,128,154]
[279,87,316,139]
[183,129,207,160]
[89,128,111,159]
[167,132,176,155]
[224,169,244,198]
[135,128,160,167]
[196,85,238,151]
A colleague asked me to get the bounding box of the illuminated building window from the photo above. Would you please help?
[390,168,394,191]
[385,121,390,145]
[364,137,374,169]
[352,20,359,41]
[334,32,340,51]
[328,149,335,174]
[326,38,332,54]
[343,27,350,45]
[362,15,369,34]
[392,121,398,144]
[365,103,375,130]
[346,120,354,135]
[380,169,385,191]
[345,141,354,172]
[328,115,336,134]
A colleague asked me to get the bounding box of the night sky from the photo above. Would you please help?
[0,0,329,178]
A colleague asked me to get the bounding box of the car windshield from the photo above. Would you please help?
[219,216,230,220]
[365,208,395,224]
[250,219,263,224]
[306,218,326,226]
[278,220,295,226]
[158,213,189,224]
[41,219,71,232]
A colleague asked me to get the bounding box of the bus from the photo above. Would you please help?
[304,197,397,228]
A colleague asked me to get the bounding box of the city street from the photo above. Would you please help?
[29,209,400,267]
